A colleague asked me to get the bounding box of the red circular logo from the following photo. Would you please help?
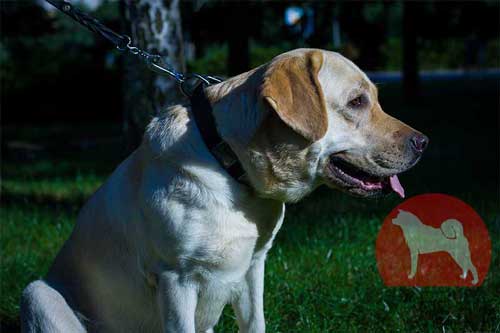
[376,193,491,286]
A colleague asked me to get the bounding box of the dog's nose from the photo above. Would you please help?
[409,133,429,154]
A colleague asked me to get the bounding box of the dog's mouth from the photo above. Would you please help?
[325,156,405,198]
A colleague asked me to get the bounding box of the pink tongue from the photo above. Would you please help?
[389,175,405,198]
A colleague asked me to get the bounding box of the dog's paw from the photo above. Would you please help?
[408,273,415,279]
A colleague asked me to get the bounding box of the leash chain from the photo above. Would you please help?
[45,0,222,95]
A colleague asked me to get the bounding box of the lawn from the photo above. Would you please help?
[1,79,499,332]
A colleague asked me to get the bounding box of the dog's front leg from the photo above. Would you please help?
[232,257,266,333]
[409,251,418,279]
[157,271,198,333]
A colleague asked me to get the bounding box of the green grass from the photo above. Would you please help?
[1,79,499,331]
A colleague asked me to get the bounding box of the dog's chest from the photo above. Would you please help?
[143,165,285,283]
[192,210,260,279]
[155,195,284,283]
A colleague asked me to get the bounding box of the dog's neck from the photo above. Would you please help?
[204,66,268,150]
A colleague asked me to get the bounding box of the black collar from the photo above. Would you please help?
[189,84,246,181]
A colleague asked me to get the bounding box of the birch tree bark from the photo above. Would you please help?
[122,0,185,150]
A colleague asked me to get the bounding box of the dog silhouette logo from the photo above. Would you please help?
[376,194,491,286]
[392,210,478,284]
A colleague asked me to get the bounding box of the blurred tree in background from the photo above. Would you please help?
[122,0,185,149]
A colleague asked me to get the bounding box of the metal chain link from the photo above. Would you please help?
[45,0,223,96]
[117,35,186,83]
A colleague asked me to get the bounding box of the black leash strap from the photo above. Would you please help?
[190,85,246,181]
[190,84,222,149]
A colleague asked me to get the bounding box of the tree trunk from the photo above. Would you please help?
[402,2,419,102]
[122,0,185,151]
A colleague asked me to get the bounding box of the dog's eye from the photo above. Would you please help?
[348,95,366,108]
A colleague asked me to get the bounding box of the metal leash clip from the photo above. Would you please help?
[180,74,223,98]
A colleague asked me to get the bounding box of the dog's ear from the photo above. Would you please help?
[260,50,328,142]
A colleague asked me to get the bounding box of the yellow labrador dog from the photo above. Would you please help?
[21,49,428,332]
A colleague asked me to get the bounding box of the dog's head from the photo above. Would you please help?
[209,49,428,202]
[392,209,419,227]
